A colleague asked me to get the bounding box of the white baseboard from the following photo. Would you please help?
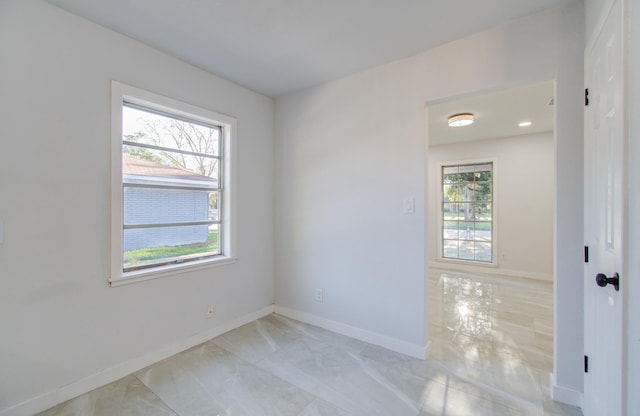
[549,373,583,408]
[274,305,429,360]
[0,305,275,416]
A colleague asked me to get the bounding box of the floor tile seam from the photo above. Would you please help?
[255,352,404,416]
[429,359,545,413]
[493,347,553,370]
[271,370,365,415]
[289,394,319,416]
[251,351,356,413]
[132,373,181,416]
[138,345,317,416]
[295,398,353,416]
[417,376,541,416]
[209,338,276,366]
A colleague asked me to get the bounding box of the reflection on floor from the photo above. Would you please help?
[38,270,583,415]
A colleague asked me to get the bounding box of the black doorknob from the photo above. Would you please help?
[596,273,620,291]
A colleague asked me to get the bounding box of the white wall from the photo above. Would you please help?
[275,1,584,401]
[0,0,274,413]
[427,133,554,280]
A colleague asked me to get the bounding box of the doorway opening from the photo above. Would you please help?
[424,81,563,410]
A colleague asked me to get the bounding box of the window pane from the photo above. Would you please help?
[459,172,474,182]
[208,191,220,221]
[443,240,459,258]
[474,203,491,221]
[475,242,492,262]
[443,203,459,220]
[443,221,459,239]
[475,222,492,242]
[459,202,473,218]
[123,105,220,156]
[458,185,474,202]
[459,222,475,240]
[123,188,218,225]
[123,147,219,185]
[475,171,492,182]
[474,183,492,201]
[443,184,461,202]
[124,224,220,270]
[459,241,475,260]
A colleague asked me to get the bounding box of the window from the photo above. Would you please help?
[111,82,236,285]
[441,162,493,263]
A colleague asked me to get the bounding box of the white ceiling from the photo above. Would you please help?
[428,81,555,146]
[46,0,574,97]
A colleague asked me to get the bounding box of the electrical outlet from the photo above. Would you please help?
[315,288,323,303]
[206,305,214,319]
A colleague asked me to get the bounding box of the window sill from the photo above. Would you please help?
[435,257,498,268]
[109,256,237,287]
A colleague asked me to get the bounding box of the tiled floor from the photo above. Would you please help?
[38,270,583,415]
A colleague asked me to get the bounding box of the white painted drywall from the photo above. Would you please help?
[275,1,585,400]
[0,0,274,412]
[427,133,554,280]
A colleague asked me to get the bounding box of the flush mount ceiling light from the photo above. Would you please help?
[518,121,532,127]
[448,113,474,127]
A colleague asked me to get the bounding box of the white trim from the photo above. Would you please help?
[0,306,275,416]
[110,81,237,284]
[550,373,583,408]
[274,306,430,360]
[109,257,238,287]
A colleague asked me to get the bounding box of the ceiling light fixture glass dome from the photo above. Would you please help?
[448,113,474,127]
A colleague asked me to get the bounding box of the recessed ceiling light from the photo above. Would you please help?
[448,113,474,127]
[519,121,532,127]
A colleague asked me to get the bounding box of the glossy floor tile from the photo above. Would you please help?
[37,375,176,416]
[38,270,583,415]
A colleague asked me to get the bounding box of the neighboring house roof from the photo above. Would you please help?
[123,154,217,184]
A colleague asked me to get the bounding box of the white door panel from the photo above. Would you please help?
[584,0,624,415]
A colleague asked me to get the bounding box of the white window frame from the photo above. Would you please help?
[436,158,498,267]
[110,81,236,286]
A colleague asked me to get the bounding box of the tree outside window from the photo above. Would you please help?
[442,163,493,263]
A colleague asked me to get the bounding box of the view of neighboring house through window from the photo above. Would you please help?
[110,82,236,285]
[441,162,493,263]
[120,103,222,272]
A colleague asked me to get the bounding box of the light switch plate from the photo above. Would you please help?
[403,197,415,214]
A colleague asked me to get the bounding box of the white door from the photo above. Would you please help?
[584,0,625,415]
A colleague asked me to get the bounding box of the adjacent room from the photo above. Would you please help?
[1,0,638,415]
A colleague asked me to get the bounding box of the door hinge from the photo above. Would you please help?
[585,88,590,106]
[584,246,589,263]
[584,355,589,373]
